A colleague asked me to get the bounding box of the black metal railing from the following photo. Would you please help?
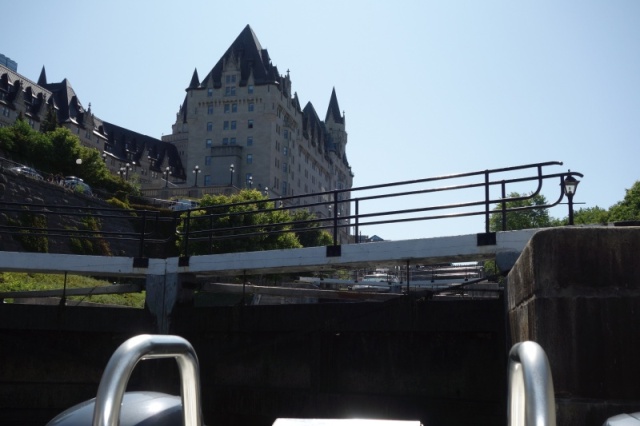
[0,161,583,258]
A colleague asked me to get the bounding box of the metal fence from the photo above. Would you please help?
[0,160,583,258]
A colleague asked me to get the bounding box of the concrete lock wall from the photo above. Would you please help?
[507,226,640,426]
[0,297,507,426]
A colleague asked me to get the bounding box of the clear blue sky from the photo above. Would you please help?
[4,1,639,240]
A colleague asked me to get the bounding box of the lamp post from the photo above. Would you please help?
[164,166,171,188]
[119,163,132,180]
[192,165,200,187]
[563,171,580,225]
[263,186,269,197]
[229,163,235,186]
[102,152,107,163]
[246,175,253,189]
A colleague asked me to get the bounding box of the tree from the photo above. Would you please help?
[290,209,334,247]
[489,192,554,231]
[177,190,302,255]
[573,206,610,225]
[608,181,640,222]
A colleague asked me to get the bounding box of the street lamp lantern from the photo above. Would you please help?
[563,171,580,225]
[192,165,200,187]
[247,175,253,189]
[164,166,171,188]
[229,163,235,186]
[264,186,269,197]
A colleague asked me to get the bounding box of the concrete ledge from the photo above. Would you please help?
[507,226,640,426]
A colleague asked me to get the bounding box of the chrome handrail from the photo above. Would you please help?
[508,341,556,426]
[92,334,203,426]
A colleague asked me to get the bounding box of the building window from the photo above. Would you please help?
[232,103,237,113]
[248,119,254,129]
[207,88,213,97]
[247,136,253,146]
[248,85,254,94]
[207,105,213,114]
[206,139,212,148]
[205,156,212,165]
[231,121,236,130]
[207,122,213,131]
[282,163,288,173]
[224,104,230,114]
[282,181,288,195]
[247,154,253,164]
[223,137,229,145]
[225,75,237,84]
[283,147,288,156]
[248,103,254,112]
[204,175,211,186]
[225,86,236,96]
[223,121,229,130]
[230,137,236,145]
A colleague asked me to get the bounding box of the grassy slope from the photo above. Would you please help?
[0,272,145,308]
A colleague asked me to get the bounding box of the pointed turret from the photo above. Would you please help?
[187,68,200,90]
[37,66,47,86]
[325,87,344,125]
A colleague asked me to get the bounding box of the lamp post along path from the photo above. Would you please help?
[563,170,580,225]
[192,165,200,187]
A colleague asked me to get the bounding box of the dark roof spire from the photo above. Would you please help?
[37,66,47,86]
[188,68,200,90]
[326,87,344,124]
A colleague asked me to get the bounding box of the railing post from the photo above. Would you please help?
[332,190,339,245]
[501,180,507,231]
[355,199,360,243]
[138,210,147,258]
[183,211,191,257]
[484,170,491,233]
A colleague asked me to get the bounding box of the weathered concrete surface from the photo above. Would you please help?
[507,226,640,426]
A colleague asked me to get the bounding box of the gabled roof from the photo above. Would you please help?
[325,87,344,125]
[201,25,280,88]
[101,120,186,180]
[41,78,84,124]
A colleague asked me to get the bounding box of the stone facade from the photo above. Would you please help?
[164,25,353,221]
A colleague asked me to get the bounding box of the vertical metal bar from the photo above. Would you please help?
[183,211,191,257]
[406,260,410,294]
[355,199,360,243]
[138,210,147,258]
[208,214,213,254]
[501,181,507,231]
[484,170,490,233]
[332,190,338,245]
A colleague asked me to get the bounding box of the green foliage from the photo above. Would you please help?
[178,189,310,255]
[67,218,112,256]
[290,209,334,246]
[0,121,137,196]
[40,103,59,133]
[8,210,49,253]
[489,192,554,231]
[608,181,640,222]
[106,197,131,210]
[574,206,610,225]
[0,272,145,308]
